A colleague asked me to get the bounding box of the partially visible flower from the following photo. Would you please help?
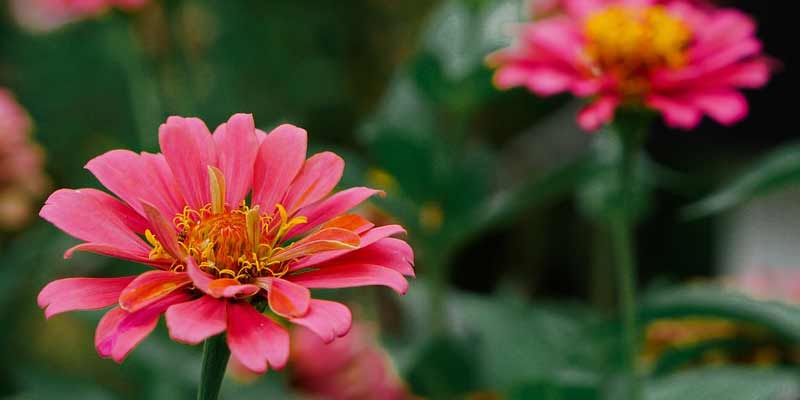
[290,322,413,400]
[0,88,48,230]
[531,0,712,18]
[726,266,800,304]
[10,0,149,32]
[37,113,415,373]
[489,0,772,131]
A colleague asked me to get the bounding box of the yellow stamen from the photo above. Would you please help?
[208,166,226,215]
[583,5,691,98]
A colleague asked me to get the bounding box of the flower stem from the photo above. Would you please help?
[197,334,230,400]
[609,112,648,400]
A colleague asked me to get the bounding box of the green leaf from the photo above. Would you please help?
[646,367,800,400]
[683,143,800,218]
[640,285,800,344]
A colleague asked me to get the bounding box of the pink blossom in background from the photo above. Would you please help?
[37,113,415,374]
[489,0,772,131]
[727,267,800,304]
[0,88,48,230]
[10,0,149,32]
[290,323,413,400]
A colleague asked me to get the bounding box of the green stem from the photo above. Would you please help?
[609,112,648,400]
[611,215,640,400]
[197,334,230,400]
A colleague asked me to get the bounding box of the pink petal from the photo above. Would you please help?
[38,276,136,318]
[207,279,260,298]
[40,188,151,255]
[257,277,311,318]
[320,214,375,235]
[165,295,227,345]
[227,302,290,374]
[118,271,191,313]
[140,152,186,216]
[283,152,344,214]
[95,290,192,362]
[525,67,578,96]
[646,95,703,129]
[213,113,258,207]
[252,124,307,212]
[158,116,216,209]
[291,225,407,270]
[141,201,184,260]
[186,257,215,296]
[576,96,619,132]
[82,189,148,233]
[316,238,415,277]
[285,187,383,238]
[270,228,361,263]
[522,17,583,66]
[289,300,352,343]
[85,150,183,218]
[689,90,749,126]
[288,263,409,295]
[63,243,164,267]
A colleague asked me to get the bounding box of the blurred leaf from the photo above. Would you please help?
[645,367,800,400]
[683,143,800,218]
[507,377,601,400]
[640,285,800,344]
[406,335,482,398]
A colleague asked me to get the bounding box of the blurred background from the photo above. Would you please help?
[1,0,799,399]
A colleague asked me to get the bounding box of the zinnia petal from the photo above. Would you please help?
[252,124,307,212]
[165,296,227,345]
[95,290,192,362]
[257,277,311,318]
[288,263,409,295]
[227,302,290,374]
[283,152,345,214]
[158,116,216,209]
[289,300,352,343]
[285,187,383,239]
[213,113,258,207]
[118,271,192,313]
[38,276,136,318]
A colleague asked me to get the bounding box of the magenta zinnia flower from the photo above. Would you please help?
[10,0,148,32]
[0,88,48,230]
[488,0,772,131]
[38,113,414,373]
[290,323,412,400]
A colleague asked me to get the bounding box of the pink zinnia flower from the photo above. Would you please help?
[488,0,772,131]
[290,323,413,400]
[37,113,415,374]
[10,0,149,32]
[0,88,48,230]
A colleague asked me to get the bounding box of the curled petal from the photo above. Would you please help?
[291,225,406,271]
[118,271,191,313]
[315,238,415,277]
[141,201,185,261]
[257,277,311,318]
[38,276,136,318]
[270,228,360,263]
[227,302,290,374]
[285,187,383,239]
[290,300,352,343]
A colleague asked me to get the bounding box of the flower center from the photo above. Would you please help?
[147,203,307,283]
[583,5,692,97]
